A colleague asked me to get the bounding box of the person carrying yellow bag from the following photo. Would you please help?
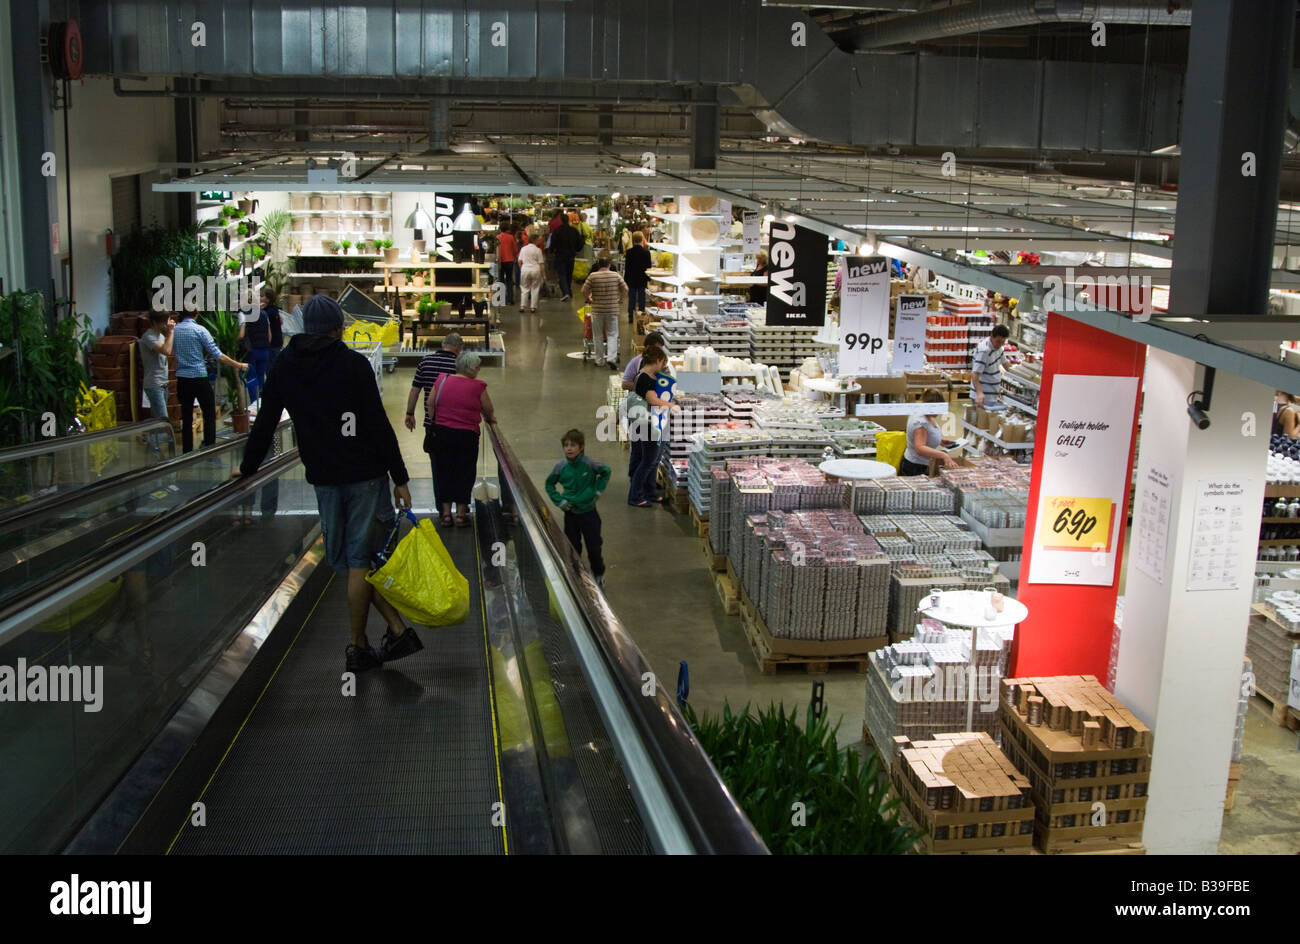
[367,509,469,627]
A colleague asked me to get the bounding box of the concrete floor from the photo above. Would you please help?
[378,293,1299,855]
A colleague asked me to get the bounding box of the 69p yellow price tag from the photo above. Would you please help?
[1040,496,1115,553]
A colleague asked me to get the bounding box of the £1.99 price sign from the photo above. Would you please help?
[1039,496,1115,553]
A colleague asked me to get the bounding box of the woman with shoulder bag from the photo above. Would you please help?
[427,351,497,527]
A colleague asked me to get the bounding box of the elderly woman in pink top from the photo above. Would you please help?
[425,351,497,526]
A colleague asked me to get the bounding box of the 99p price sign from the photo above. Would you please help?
[1039,496,1115,553]
[839,256,891,375]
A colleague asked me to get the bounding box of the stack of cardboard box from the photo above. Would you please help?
[999,675,1152,853]
[889,732,1036,853]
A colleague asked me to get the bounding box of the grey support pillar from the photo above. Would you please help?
[689,88,719,171]
[1168,0,1294,314]
[1117,0,1294,854]
[7,0,57,305]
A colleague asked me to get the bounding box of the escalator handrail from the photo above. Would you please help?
[0,419,292,529]
[485,421,768,855]
[0,419,175,463]
[0,449,302,645]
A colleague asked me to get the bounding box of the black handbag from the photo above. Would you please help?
[422,374,446,452]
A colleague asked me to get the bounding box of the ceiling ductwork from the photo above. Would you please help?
[85,0,1191,154]
[846,0,1192,50]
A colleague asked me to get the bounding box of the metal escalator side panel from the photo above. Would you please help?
[485,424,767,855]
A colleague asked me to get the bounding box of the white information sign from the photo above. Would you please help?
[1133,464,1173,584]
[893,295,928,373]
[838,255,891,375]
[742,211,760,255]
[1027,374,1139,586]
[1186,477,1251,592]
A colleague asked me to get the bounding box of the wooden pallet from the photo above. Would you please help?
[699,536,727,573]
[656,466,689,514]
[713,569,740,616]
[1038,832,1147,855]
[1255,687,1300,731]
[739,596,874,676]
[1225,762,1242,812]
[689,504,709,537]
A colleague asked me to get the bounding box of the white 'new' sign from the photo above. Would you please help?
[893,294,928,373]
[839,256,891,375]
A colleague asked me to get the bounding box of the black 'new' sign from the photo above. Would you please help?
[764,222,827,327]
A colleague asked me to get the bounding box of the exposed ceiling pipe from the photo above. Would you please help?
[848,0,1192,49]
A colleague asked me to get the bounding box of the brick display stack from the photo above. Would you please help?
[998,675,1151,853]
[889,732,1035,854]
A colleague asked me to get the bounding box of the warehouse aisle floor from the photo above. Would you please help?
[378,293,1299,855]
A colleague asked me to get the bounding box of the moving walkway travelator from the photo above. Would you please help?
[0,423,764,855]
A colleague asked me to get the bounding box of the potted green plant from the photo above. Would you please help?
[226,258,242,275]
[684,700,920,855]
[323,240,338,255]
[416,296,436,319]
[236,221,249,237]
[200,309,250,434]
[0,290,90,445]
[340,239,352,255]
[381,238,399,264]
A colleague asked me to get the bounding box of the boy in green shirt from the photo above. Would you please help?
[545,428,611,588]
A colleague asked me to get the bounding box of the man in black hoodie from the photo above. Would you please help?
[550,213,584,301]
[240,296,422,673]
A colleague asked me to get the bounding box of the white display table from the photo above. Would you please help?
[803,377,861,413]
[916,589,1029,729]
[819,458,897,480]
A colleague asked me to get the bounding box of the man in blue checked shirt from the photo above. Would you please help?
[173,305,247,452]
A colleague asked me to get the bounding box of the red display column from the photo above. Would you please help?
[1009,312,1146,678]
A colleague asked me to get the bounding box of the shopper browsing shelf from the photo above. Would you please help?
[173,304,247,453]
[621,332,668,391]
[519,236,546,312]
[1275,391,1300,438]
[427,351,497,527]
[624,231,653,322]
[627,347,680,507]
[239,295,418,673]
[582,252,628,369]
[971,323,1010,408]
[545,428,611,589]
[749,251,770,304]
[899,389,957,476]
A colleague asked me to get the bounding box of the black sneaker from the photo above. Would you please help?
[380,626,424,663]
[345,643,382,673]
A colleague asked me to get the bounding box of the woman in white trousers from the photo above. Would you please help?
[518,237,545,312]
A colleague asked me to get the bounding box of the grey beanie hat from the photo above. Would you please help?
[303,295,345,335]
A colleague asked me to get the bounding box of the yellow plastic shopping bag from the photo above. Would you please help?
[875,430,907,470]
[366,511,469,627]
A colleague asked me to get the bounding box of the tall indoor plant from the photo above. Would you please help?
[684,699,921,855]
[199,309,249,433]
[0,289,91,445]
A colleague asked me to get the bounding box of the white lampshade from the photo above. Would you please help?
[452,202,482,232]
[404,202,435,230]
